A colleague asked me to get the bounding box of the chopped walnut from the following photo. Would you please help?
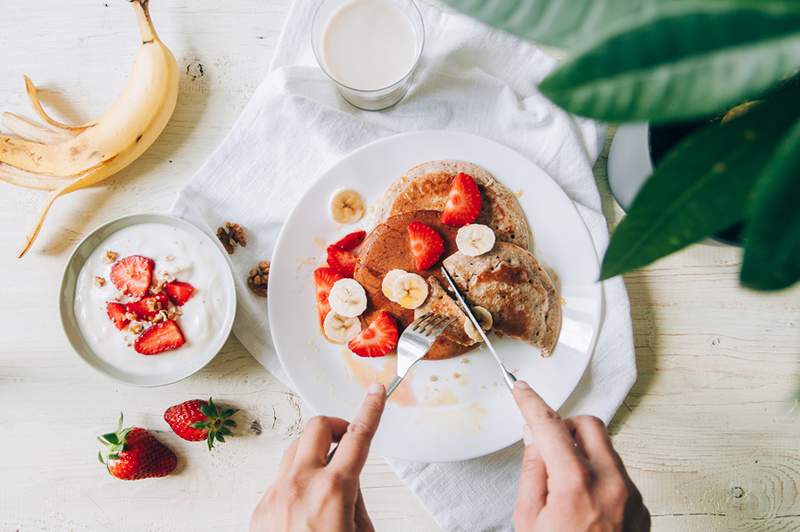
[216,222,247,254]
[165,255,175,262]
[124,312,137,321]
[129,323,143,334]
[152,310,168,323]
[104,250,119,263]
[247,260,270,297]
[94,276,106,287]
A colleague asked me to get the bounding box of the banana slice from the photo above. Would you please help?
[323,310,362,343]
[464,306,494,341]
[381,269,408,302]
[328,278,367,317]
[330,188,366,224]
[391,272,429,310]
[456,224,496,257]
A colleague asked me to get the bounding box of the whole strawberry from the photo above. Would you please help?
[97,414,177,480]
[164,397,237,450]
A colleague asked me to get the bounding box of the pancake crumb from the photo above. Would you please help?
[453,372,461,379]
[460,358,470,364]
[515,189,524,198]
[430,375,439,382]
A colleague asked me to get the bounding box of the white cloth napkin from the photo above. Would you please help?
[171,1,637,530]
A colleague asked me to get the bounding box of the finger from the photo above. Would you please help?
[354,487,375,532]
[331,383,386,475]
[277,439,299,478]
[514,424,547,525]
[564,416,619,471]
[293,415,349,469]
[512,381,587,492]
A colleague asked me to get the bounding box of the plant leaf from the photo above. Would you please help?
[600,80,800,279]
[439,0,707,49]
[539,2,800,122]
[741,119,800,290]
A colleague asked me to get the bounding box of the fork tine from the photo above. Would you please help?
[411,312,435,332]
[428,317,455,337]
[422,315,449,336]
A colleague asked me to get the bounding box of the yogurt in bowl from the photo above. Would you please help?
[61,214,236,386]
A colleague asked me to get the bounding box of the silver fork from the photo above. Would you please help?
[326,312,453,463]
[386,312,455,397]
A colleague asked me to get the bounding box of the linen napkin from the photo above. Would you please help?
[171,1,637,530]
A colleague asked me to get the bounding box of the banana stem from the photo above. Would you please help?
[132,0,158,44]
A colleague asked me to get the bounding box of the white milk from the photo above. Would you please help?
[73,223,232,378]
[322,0,418,90]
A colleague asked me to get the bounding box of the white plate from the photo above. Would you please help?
[269,131,602,462]
[60,213,237,387]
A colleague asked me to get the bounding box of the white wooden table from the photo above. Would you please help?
[2,2,798,531]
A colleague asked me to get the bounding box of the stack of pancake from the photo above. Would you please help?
[353,160,561,360]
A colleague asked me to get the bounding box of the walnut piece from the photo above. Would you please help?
[104,250,119,263]
[247,260,270,297]
[94,276,106,287]
[129,323,144,334]
[216,222,247,255]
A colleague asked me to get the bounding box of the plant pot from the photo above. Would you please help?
[607,122,744,246]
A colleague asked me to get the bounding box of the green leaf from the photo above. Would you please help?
[600,80,800,279]
[439,0,706,49]
[223,419,237,427]
[741,119,800,290]
[221,408,237,418]
[539,2,800,122]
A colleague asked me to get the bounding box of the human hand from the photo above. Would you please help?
[250,382,386,532]
[512,381,650,532]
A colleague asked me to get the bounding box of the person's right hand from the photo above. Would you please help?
[512,380,650,532]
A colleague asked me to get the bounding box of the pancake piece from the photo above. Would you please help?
[415,277,480,348]
[378,160,531,249]
[443,242,562,356]
[354,210,471,360]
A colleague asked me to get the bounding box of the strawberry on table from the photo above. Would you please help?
[327,245,357,277]
[348,311,398,357]
[407,221,445,271]
[164,397,238,450]
[98,414,177,481]
[164,280,195,306]
[314,267,344,327]
[332,230,367,251]
[441,172,482,226]
[134,319,185,355]
[125,293,170,321]
[110,255,154,298]
[106,302,129,330]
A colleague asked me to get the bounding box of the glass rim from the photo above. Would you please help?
[310,0,426,94]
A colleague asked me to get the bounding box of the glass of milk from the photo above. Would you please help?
[312,0,425,111]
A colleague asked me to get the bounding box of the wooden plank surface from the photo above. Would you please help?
[1,1,798,531]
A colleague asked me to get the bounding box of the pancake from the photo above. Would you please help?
[353,210,474,360]
[377,160,531,249]
[442,242,562,356]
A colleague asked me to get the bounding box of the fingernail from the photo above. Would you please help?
[514,380,531,391]
[368,382,384,395]
[522,424,534,446]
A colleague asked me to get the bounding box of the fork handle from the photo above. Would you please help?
[326,379,403,464]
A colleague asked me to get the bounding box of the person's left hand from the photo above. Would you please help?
[250,382,386,532]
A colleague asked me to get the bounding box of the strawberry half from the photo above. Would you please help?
[110,255,155,298]
[407,221,445,271]
[314,267,344,327]
[347,311,399,357]
[164,397,238,451]
[98,414,177,481]
[106,302,129,330]
[327,245,357,277]
[332,230,367,251]
[134,320,185,355]
[441,172,482,226]
[126,293,170,321]
[164,280,195,306]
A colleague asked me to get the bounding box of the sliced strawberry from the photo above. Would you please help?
[327,245,357,277]
[164,281,195,306]
[314,267,344,327]
[110,255,155,298]
[407,221,445,271]
[347,311,398,357]
[126,293,170,321]
[107,302,129,330]
[441,172,482,226]
[134,320,186,355]
[332,230,367,251]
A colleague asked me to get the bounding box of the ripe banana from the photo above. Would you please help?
[328,278,368,318]
[456,224,496,257]
[330,188,366,224]
[0,0,179,257]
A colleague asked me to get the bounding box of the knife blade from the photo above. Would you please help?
[440,265,517,391]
